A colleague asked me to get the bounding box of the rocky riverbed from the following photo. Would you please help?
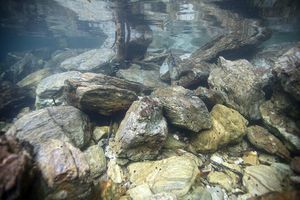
[1,0,300,200]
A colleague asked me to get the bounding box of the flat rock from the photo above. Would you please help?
[208,57,265,120]
[273,45,300,101]
[152,86,211,133]
[35,71,82,109]
[0,135,34,200]
[6,106,91,151]
[191,104,248,153]
[60,48,116,72]
[243,165,283,197]
[34,139,92,200]
[207,171,235,192]
[112,96,168,161]
[116,64,168,88]
[64,72,148,116]
[128,155,199,197]
[247,125,290,160]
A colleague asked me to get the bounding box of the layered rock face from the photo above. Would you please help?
[64,72,148,116]
[111,96,168,161]
[6,106,91,151]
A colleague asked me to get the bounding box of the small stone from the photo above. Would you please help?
[207,171,235,191]
[243,151,259,166]
[93,126,110,142]
[107,160,125,184]
[127,184,153,199]
[84,145,106,178]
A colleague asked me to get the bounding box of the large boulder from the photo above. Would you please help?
[34,139,92,200]
[0,135,34,200]
[273,45,300,101]
[60,48,116,72]
[260,92,300,152]
[128,155,200,197]
[208,57,265,120]
[191,104,248,153]
[64,72,148,116]
[247,125,290,160]
[152,86,211,132]
[35,71,82,109]
[111,96,168,161]
[6,106,91,151]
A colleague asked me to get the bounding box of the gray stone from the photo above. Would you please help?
[243,165,284,197]
[116,64,168,89]
[60,48,116,72]
[6,106,91,151]
[273,45,300,101]
[208,57,265,120]
[152,86,211,133]
[112,96,168,161]
[35,71,82,109]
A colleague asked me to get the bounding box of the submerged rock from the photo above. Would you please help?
[17,68,53,97]
[116,64,168,88]
[35,71,82,109]
[60,48,116,72]
[208,57,265,120]
[6,106,91,151]
[243,165,288,197]
[0,81,31,119]
[207,171,236,192]
[64,72,148,116]
[248,191,300,200]
[194,86,226,110]
[112,96,168,161]
[291,157,300,174]
[84,145,106,179]
[34,139,92,200]
[0,135,34,200]
[152,86,211,133]
[273,45,300,101]
[247,125,290,160]
[260,95,300,152]
[128,155,199,197]
[191,104,248,153]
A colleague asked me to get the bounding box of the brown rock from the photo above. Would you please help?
[0,135,34,200]
[248,191,300,200]
[64,72,149,116]
[291,157,300,174]
[247,125,291,160]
